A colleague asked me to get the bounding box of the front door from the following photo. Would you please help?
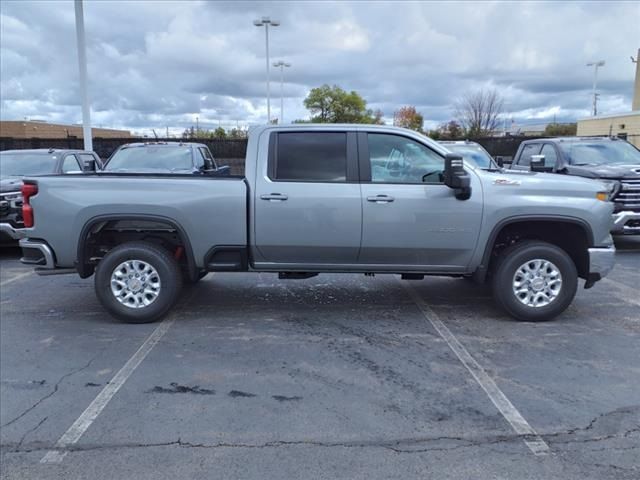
[358,132,483,270]
[254,130,362,267]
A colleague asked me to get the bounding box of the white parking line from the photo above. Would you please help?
[601,278,640,308]
[40,316,176,463]
[400,280,550,456]
[0,271,32,288]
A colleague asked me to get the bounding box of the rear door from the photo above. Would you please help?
[253,130,362,266]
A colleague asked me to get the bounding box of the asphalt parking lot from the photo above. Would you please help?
[1,237,638,479]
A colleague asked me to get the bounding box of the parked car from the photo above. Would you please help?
[103,142,230,175]
[0,149,100,245]
[438,140,497,169]
[509,136,640,235]
[19,125,614,323]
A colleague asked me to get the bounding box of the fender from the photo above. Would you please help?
[76,214,197,280]
[474,214,594,283]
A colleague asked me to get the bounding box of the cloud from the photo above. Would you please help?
[1,0,638,135]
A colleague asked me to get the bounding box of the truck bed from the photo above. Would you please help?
[22,174,248,269]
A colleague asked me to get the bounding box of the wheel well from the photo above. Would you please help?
[77,217,196,280]
[486,220,590,280]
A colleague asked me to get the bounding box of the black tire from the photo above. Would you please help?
[95,241,183,324]
[492,240,578,322]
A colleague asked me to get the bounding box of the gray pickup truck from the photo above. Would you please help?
[18,125,615,324]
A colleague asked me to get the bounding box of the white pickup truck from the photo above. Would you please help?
[18,125,615,323]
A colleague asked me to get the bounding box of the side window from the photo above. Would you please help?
[61,154,81,173]
[274,132,347,182]
[198,147,216,169]
[368,133,444,184]
[540,144,558,167]
[517,143,542,166]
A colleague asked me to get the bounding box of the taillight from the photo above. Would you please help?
[21,183,38,228]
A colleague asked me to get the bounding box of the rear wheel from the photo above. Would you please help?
[492,240,577,322]
[95,241,183,323]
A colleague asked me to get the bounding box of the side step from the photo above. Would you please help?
[278,272,318,280]
[400,273,424,280]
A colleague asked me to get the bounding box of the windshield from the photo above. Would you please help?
[105,146,193,171]
[444,144,494,169]
[559,141,640,166]
[0,153,58,176]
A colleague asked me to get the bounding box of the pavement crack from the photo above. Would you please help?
[14,416,48,452]
[1,356,98,428]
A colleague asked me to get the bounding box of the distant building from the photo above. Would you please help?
[577,111,640,147]
[0,120,131,139]
[576,49,640,148]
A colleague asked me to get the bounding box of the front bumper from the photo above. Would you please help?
[0,223,25,241]
[612,211,640,235]
[585,245,616,288]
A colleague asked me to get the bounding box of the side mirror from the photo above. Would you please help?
[530,154,553,173]
[443,153,471,200]
[82,159,97,173]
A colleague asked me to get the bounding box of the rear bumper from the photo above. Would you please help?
[0,223,25,241]
[612,211,640,234]
[585,245,616,288]
[19,238,55,268]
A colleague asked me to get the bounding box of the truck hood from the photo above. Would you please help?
[561,163,640,180]
[0,177,23,194]
[484,168,609,193]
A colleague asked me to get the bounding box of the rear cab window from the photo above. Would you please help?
[270,132,348,182]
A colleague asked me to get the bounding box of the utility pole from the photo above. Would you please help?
[273,61,291,124]
[586,60,605,116]
[253,17,280,123]
[74,0,92,150]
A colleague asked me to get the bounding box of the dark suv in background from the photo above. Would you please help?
[0,149,100,245]
[509,137,640,235]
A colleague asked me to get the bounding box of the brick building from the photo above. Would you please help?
[0,120,131,139]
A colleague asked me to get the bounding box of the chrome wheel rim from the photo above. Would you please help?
[110,260,161,309]
[512,259,562,308]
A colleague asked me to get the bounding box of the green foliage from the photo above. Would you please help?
[303,84,381,124]
[544,123,577,136]
[213,127,227,139]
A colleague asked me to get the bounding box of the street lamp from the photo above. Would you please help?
[586,60,605,116]
[74,0,92,150]
[253,17,280,123]
[273,61,291,124]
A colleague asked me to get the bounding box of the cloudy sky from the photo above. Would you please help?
[1,0,638,135]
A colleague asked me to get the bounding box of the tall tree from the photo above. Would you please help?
[394,106,424,131]
[303,84,380,123]
[455,88,504,137]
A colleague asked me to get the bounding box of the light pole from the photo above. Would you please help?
[586,60,605,116]
[74,0,92,150]
[273,61,291,124]
[253,17,280,123]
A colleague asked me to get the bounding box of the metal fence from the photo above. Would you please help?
[0,137,249,161]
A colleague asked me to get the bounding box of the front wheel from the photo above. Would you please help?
[95,241,183,323]
[492,240,578,322]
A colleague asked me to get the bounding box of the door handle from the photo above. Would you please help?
[367,195,394,203]
[260,193,288,201]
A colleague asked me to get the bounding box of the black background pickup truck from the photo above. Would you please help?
[509,137,640,234]
[0,148,101,244]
